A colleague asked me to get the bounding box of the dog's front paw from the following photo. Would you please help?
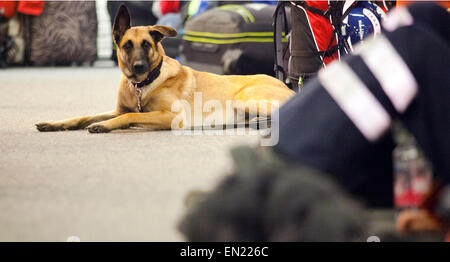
[36,122,64,132]
[87,124,111,133]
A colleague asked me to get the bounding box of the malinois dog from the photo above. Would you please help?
[36,4,294,133]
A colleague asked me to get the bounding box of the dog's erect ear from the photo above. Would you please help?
[113,4,131,45]
[149,25,178,44]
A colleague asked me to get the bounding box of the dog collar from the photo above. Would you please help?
[132,59,163,88]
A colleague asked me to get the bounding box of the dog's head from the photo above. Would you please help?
[112,4,177,83]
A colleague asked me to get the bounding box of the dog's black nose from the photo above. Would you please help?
[133,64,145,74]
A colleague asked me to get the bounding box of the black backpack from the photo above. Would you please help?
[273,1,345,91]
[274,1,396,91]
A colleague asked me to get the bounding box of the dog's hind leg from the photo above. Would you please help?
[87,111,177,133]
[230,85,294,128]
[36,111,120,132]
[232,85,294,121]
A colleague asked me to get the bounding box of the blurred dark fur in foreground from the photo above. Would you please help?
[179,146,447,242]
[179,146,366,242]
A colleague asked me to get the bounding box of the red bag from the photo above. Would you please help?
[0,1,17,19]
[16,0,44,16]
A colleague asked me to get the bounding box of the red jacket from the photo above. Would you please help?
[159,0,180,15]
[0,1,17,18]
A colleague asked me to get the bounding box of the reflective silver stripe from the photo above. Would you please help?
[319,62,391,142]
[355,35,418,113]
[382,7,414,32]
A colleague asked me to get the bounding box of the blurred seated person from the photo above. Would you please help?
[180,2,450,241]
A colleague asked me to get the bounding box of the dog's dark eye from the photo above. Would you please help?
[142,40,151,50]
[122,41,133,51]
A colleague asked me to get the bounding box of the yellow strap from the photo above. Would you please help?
[187,0,202,18]
[185,30,286,38]
[183,35,287,44]
[185,30,274,38]
[218,5,255,23]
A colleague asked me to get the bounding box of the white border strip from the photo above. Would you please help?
[382,7,414,32]
[319,62,391,142]
[355,35,418,113]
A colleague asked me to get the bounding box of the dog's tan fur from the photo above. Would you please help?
[36,5,294,133]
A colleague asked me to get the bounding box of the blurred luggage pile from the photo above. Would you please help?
[0,0,280,69]
[0,0,98,66]
[180,2,282,76]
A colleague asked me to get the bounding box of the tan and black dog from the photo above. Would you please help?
[36,5,294,133]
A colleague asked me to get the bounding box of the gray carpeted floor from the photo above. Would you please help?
[0,67,259,241]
